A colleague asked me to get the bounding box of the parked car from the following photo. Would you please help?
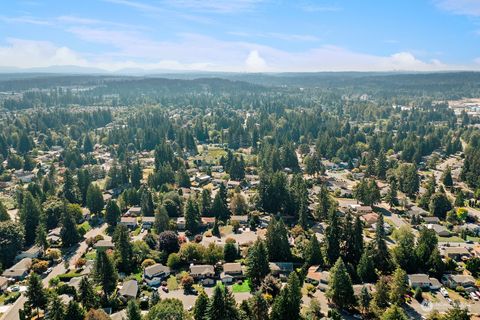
[162,286,169,293]
[440,288,449,297]
[470,292,478,301]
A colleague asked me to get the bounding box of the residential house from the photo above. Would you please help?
[47,227,62,245]
[119,280,138,300]
[441,247,471,261]
[142,217,155,229]
[195,175,211,186]
[306,265,322,284]
[15,245,43,261]
[126,206,142,217]
[423,217,441,224]
[407,206,429,217]
[94,240,115,251]
[201,217,215,228]
[427,224,450,237]
[269,262,293,277]
[2,258,32,280]
[190,265,215,286]
[230,215,249,226]
[442,274,476,289]
[360,213,379,226]
[119,217,138,229]
[220,263,243,284]
[143,264,171,287]
[408,274,431,289]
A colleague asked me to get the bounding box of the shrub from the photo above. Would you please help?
[142,258,156,269]
[414,287,423,301]
[32,260,49,274]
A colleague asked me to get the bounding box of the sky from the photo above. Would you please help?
[1,0,480,72]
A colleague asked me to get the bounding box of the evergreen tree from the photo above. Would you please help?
[184,197,200,234]
[455,190,465,207]
[385,179,398,208]
[154,205,170,233]
[83,134,94,153]
[46,294,65,320]
[376,149,388,179]
[248,292,269,320]
[314,185,332,221]
[392,226,417,273]
[193,291,209,320]
[0,199,10,221]
[35,223,48,250]
[141,189,155,216]
[25,273,47,316]
[325,209,341,266]
[131,161,142,189]
[359,286,371,314]
[357,248,377,283]
[77,169,91,206]
[86,183,104,215]
[61,202,80,247]
[199,189,212,216]
[326,258,356,309]
[390,267,408,305]
[224,242,238,262]
[176,167,191,188]
[19,191,41,246]
[63,169,80,204]
[212,190,230,222]
[65,301,85,320]
[206,285,239,320]
[270,272,302,320]
[265,217,291,261]
[94,250,118,297]
[126,300,142,320]
[0,220,24,268]
[114,224,134,273]
[245,239,270,288]
[442,166,453,188]
[79,277,97,310]
[373,213,391,272]
[415,228,438,272]
[306,235,323,266]
[371,276,390,315]
[381,305,408,320]
[105,200,121,228]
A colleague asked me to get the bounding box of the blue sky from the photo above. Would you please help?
[1,0,480,72]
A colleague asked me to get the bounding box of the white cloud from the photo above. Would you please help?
[0,38,87,68]
[0,15,51,25]
[245,50,267,71]
[229,31,319,42]
[0,33,474,72]
[434,0,480,16]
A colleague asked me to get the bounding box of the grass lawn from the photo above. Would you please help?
[220,225,233,236]
[437,236,464,243]
[127,271,143,282]
[132,226,142,236]
[85,251,96,261]
[0,292,20,305]
[232,280,250,293]
[205,148,227,161]
[78,221,92,233]
[467,236,480,242]
[167,276,179,291]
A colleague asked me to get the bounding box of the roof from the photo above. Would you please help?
[120,217,137,223]
[119,280,138,298]
[443,247,470,255]
[223,263,242,273]
[190,265,215,275]
[142,217,155,223]
[361,213,379,224]
[269,262,293,272]
[450,274,475,284]
[306,265,322,282]
[408,274,430,283]
[144,264,170,278]
[94,240,114,248]
[2,258,32,278]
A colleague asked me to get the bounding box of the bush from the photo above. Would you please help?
[45,248,61,261]
[142,259,156,269]
[194,234,203,243]
[75,258,87,269]
[414,287,423,301]
[32,260,49,274]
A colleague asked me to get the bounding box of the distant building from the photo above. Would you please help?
[119,280,138,300]
[143,264,170,287]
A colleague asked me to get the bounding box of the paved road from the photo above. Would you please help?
[0,224,107,320]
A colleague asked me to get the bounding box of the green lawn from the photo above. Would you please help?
[437,236,464,243]
[78,221,92,233]
[232,280,250,293]
[167,276,179,291]
[467,236,480,242]
[85,251,96,261]
[132,226,142,236]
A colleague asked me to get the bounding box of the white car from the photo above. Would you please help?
[440,288,449,297]
[470,292,478,301]
[446,298,453,304]
[8,285,20,292]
